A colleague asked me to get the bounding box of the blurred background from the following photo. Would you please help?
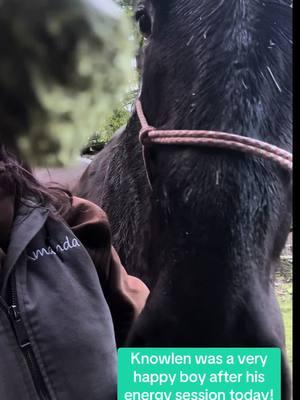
[83,0,141,155]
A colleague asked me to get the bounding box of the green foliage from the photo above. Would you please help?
[87,87,138,147]
[0,0,134,166]
[85,0,143,150]
[117,0,136,11]
[85,1,142,150]
[93,107,131,145]
[116,0,140,43]
[82,1,141,150]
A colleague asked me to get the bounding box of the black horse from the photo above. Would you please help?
[76,1,292,397]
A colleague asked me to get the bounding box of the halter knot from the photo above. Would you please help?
[139,126,155,145]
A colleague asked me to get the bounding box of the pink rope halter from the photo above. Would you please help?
[136,100,293,173]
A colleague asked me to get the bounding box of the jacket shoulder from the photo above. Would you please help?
[66,196,109,228]
[64,196,112,284]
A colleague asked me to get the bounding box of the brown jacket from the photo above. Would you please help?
[0,188,149,346]
[64,196,149,345]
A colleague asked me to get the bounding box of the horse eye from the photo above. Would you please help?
[135,9,152,38]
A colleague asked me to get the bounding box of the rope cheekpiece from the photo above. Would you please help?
[136,100,293,174]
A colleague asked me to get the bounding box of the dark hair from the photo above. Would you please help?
[0,145,72,217]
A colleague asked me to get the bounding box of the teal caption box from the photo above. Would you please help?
[118,348,281,400]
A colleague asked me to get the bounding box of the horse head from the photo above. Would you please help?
[76,1,292,396]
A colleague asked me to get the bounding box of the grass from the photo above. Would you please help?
[275,273,293,368]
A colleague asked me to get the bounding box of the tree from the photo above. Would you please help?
[85,0,142,150]
[0,0,134,166]
[117,0,135,11]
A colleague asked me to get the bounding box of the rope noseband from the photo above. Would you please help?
[136,100,292,188]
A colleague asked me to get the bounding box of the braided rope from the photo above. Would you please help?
[136,100,293,172]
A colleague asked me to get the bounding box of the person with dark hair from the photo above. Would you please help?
[0,145,149,400]
[0,1,149,399]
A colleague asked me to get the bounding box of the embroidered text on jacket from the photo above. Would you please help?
[28,236,81,261]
